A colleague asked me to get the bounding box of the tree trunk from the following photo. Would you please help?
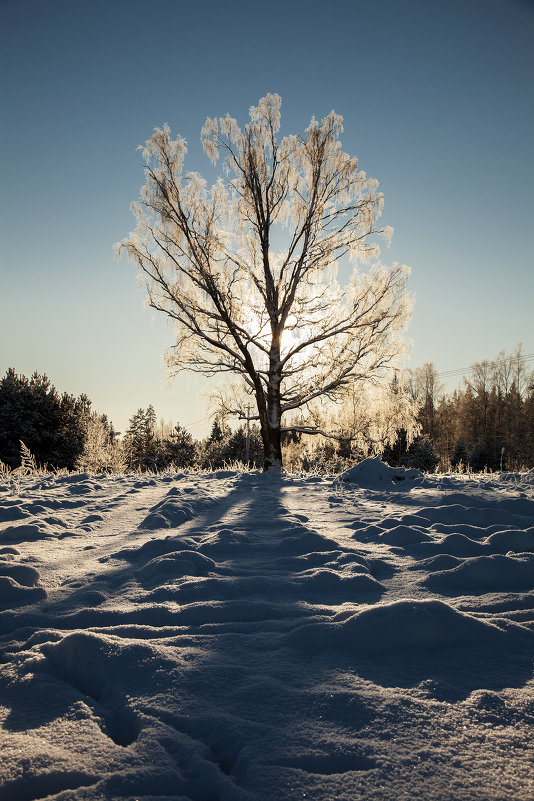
[262,419,283,471]
[261,345,283,471]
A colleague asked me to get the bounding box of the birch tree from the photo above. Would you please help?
[116,94,412,470]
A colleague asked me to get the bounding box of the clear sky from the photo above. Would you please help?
[1,0,533,438]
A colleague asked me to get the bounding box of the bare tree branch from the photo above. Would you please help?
[116,94,411,470]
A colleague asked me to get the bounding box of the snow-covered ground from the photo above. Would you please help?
[1,461,533,801]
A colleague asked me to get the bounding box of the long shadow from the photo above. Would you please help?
[353,637,534,702]
[1,475,379,754]
[1,478,267,756]
[0,476,254,629]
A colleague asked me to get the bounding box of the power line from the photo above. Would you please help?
[176,416,212,431]
[169,353,534,428]
[436,353,534,380]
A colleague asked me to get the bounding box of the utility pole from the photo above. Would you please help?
[245,404,251,466]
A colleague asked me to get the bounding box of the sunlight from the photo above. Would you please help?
[280,314,312,366]
[280,314,300,356]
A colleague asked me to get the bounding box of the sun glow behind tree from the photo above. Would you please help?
[116,94,412,470]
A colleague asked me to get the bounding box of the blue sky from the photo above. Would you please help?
[1,0,533,437]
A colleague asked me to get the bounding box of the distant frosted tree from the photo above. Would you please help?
[291,371,420,465]
[76,413,124,473]
[117,94,411,470]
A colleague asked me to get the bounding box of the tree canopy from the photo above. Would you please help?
[117,94,411,469]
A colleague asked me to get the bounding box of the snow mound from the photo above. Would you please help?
[294,568,384,596]
[0,546,19,555]
[66,481,103,495]
[200,527,253,553]
[139,486,210,529]
[138,550,216,583]
[419,504,532,528]
[415,532,485,557]
[274,529,342,555]
[140,502,198,529]
[423,554,534,593]
[378,525,432,545]
[340,455,423,489]
[53,472,92,483]
[397,513,432,527]
[0,576,46,603]
[292,599,507,654]
[409,554,463,573]
[484,528,534,553]
[0,522,54,542]
[109,534,193,562]
[428,522,500,539]
[0,503,30,522]
[0,559,40,586]
[81,513,105,525]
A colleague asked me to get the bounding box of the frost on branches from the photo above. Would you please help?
[116,94,412,470]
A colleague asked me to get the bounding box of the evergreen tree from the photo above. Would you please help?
[467,445,490,472]
[0,369,89,469]
[523,379,534,468]
[208,420,226,444]
[201,419,233,468]
[405,437,440,472]
[382,429,409,467]
[413,362,443,441]
[123,408,156,471]
[221,425,263,467]
[450,439,468,470]
[164,424,197,468]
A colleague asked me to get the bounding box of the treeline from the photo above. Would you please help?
[1,349,533,475]
[386,347,534,472]
[0,369,116,471]
[119,408,264,473]
[0,369,264,473]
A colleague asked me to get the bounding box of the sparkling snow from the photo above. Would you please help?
[1,464,533,800]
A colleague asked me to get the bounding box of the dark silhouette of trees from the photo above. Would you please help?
[164,423,198,468]
[0,369,91,470]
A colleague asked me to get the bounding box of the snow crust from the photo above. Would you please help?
[1,466,533,800]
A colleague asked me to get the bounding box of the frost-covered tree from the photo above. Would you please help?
[291,371,420,465]
[116,94,411,470]
[76,413,124,473]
